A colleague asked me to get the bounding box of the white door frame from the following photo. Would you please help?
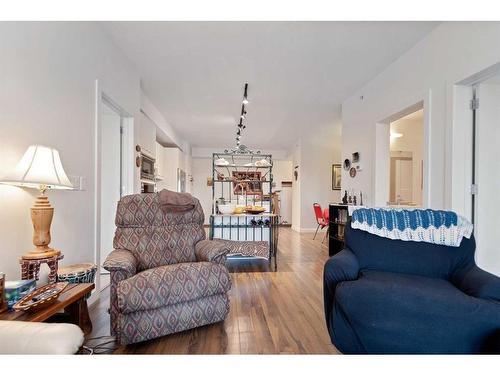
[374,94,430,208]
[92,80,134,301]
[451,61,500,220]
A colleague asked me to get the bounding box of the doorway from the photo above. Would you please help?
[97,93,134,292]
[388,109,424,206]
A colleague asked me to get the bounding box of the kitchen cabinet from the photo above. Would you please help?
[155,142,165,181]
[163,147,180,191]
[138,112,156,158]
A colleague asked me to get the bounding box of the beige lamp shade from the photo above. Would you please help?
[0,145,73,190]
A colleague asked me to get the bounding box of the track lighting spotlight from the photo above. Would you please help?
[242,83,248,105]
[233,83,249,149]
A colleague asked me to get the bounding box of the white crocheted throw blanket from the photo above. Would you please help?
[351,208,473,247]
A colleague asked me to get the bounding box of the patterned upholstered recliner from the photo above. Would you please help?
[103,192,231,345]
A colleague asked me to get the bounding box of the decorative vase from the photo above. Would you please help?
[23,194,60,260]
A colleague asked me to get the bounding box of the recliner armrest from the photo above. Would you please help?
[323,248,360,326]
[324,248,360,286]
[103,249,138,278]
[195,239,230,265]
[453,265,500,302]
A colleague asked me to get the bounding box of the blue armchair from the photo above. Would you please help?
[324,223,500,354]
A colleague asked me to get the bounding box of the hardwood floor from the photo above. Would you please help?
[88,228,339,354]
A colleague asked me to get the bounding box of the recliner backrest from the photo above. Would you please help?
[344,224,476,279]
[113,192,206,271]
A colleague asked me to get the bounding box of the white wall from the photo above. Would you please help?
[342,22,500,211]
[191,158,213,224]
[272,160,293,189]
[291,141,302,232]
[0,22,142,281]
[293,121,342,231]
[182,143,193,194]
[374,122,391,206]
[341,21,500,275]
[141,92,182,150]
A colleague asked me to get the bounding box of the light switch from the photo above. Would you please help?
[68,175,86,191]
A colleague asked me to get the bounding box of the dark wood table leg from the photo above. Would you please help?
[64,298,93,335]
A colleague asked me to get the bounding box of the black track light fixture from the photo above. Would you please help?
[233,83,249,149]
[224,83,260,155]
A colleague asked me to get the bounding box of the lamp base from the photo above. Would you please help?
[26,191,59,260]
[22,247,61,260]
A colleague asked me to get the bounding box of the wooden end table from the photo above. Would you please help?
[0,283,94,335]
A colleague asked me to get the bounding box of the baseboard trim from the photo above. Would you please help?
[300,227,322,233]
[291,226,322,233]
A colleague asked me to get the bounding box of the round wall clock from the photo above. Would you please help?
[343,158,351,171]
[349,167,357,178]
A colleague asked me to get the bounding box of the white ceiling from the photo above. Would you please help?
[102,22,438,150]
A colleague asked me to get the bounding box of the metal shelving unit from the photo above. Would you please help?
[209,152,278,270]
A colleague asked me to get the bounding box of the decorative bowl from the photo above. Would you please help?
[12,282,68,311]
[218,204,236,214]
[245,206,266,214]
[215,158,229,166]
[233,206,245,214]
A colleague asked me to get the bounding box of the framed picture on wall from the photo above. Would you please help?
[332,164,341,190]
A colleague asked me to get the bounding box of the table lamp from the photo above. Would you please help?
[0,145,73,260]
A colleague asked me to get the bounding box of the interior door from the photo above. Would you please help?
[395,158,413,203]
[473,82,500,276]
[390,155,413,204]
[279,183,292,224]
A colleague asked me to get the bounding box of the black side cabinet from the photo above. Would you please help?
[328,204,350,256]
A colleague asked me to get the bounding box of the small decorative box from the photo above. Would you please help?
[5,279,36,309]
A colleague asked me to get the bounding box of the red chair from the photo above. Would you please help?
[313,203,329,241]
[322,208,330,243]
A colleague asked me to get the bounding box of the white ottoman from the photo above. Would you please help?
[0,320,84,354]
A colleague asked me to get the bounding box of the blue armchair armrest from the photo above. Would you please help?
[323,248,360,324]
[453,265,500,302]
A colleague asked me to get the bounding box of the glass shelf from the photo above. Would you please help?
[214,164,272,169]
[213,179,272,183]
